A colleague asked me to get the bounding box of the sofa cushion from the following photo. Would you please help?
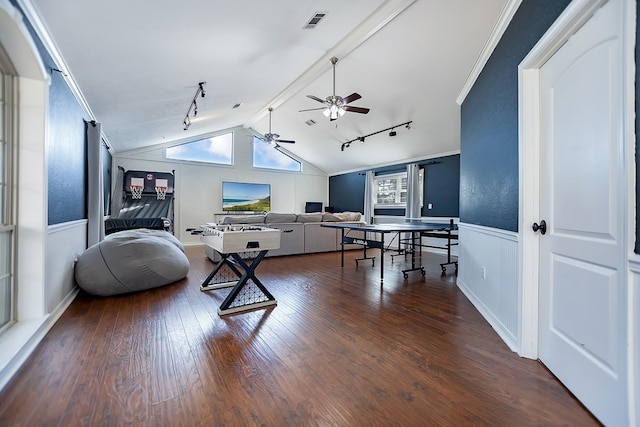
[221,215,266,224]
[333,212,362,222]
[322,212,341,222]
[265,212,297,223]
[295,213,323,223]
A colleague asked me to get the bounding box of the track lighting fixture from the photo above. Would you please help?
[182,81,206,130]
[340,120,412,151]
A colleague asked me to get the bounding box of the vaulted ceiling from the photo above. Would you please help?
[27,0,509,175]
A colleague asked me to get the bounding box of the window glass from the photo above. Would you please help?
[166,133,233,165]
[252,138,301,171]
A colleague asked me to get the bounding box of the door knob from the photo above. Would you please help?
[532,220,547,235]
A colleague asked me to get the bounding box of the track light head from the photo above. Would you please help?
[182,82,206,129]
[389,130,397,137]
[405,123,411,130]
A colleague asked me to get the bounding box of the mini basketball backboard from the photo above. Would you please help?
[130,177,145,199]
[155,178,168,200]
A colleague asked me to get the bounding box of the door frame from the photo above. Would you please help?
[518,0,634,359]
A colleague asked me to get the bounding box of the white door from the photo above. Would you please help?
[538,0,627,425]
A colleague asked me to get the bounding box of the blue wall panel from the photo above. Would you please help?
[636,0,640,253]
[459,0,570,232]
[329,172,365,213]
[47,74,87,224]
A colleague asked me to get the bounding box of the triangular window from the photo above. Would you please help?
[166,133,233,165]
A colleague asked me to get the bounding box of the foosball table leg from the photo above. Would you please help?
[217,251,277,315]
[200,253,243,291]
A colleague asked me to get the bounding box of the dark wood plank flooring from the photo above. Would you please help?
[0,246,600,426]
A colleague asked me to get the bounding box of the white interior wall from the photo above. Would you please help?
[113,126,329,245]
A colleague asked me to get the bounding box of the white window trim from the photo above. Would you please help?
[373,168,424,209]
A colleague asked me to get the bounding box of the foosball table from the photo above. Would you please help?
[193,224,281,315]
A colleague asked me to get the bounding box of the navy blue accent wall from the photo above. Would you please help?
[459,0,571,232]
[634,1,640,254]
[425,155,459,216]
[47,75,87,224]
[329,154,460,217]
[13,1,89,225]
[329,172,365,213]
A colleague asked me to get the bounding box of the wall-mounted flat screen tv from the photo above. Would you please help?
[222,181,271,212]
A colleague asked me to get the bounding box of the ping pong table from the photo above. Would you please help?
[321,220,458,281]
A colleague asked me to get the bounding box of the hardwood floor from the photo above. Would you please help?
[0,246,600,426]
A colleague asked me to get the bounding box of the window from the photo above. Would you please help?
[165,132,233,165]
[374,169,423,208]
[252,137,301,171]
[0,63,15,332]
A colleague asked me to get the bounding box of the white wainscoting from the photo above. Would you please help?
[457,222,520,352]
[46,220,86,312]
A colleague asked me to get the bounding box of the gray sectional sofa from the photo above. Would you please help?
[204,211,363,261]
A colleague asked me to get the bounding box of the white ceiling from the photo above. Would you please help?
[28,0,508,175]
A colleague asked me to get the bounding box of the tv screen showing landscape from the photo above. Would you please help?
[222,181,270,212]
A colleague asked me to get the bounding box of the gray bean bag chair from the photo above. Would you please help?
[75,229,189,296]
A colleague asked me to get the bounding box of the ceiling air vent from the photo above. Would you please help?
[304,12,327,29]
[305,119,317,126]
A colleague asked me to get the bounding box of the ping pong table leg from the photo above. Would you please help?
[340,228,344,267]
[380,232,384,280]
[401,231,426,280]
[354,230,375,266]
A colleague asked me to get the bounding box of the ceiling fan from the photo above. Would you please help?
[300,56,370,121]
[254,107,295,146]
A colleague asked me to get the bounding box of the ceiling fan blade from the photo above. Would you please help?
[307,95,326,104]
[342,92,362,104]
[299,107,325,112]
[253,134,267,142]
[275,139,295,144]
[343,105,370,114]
